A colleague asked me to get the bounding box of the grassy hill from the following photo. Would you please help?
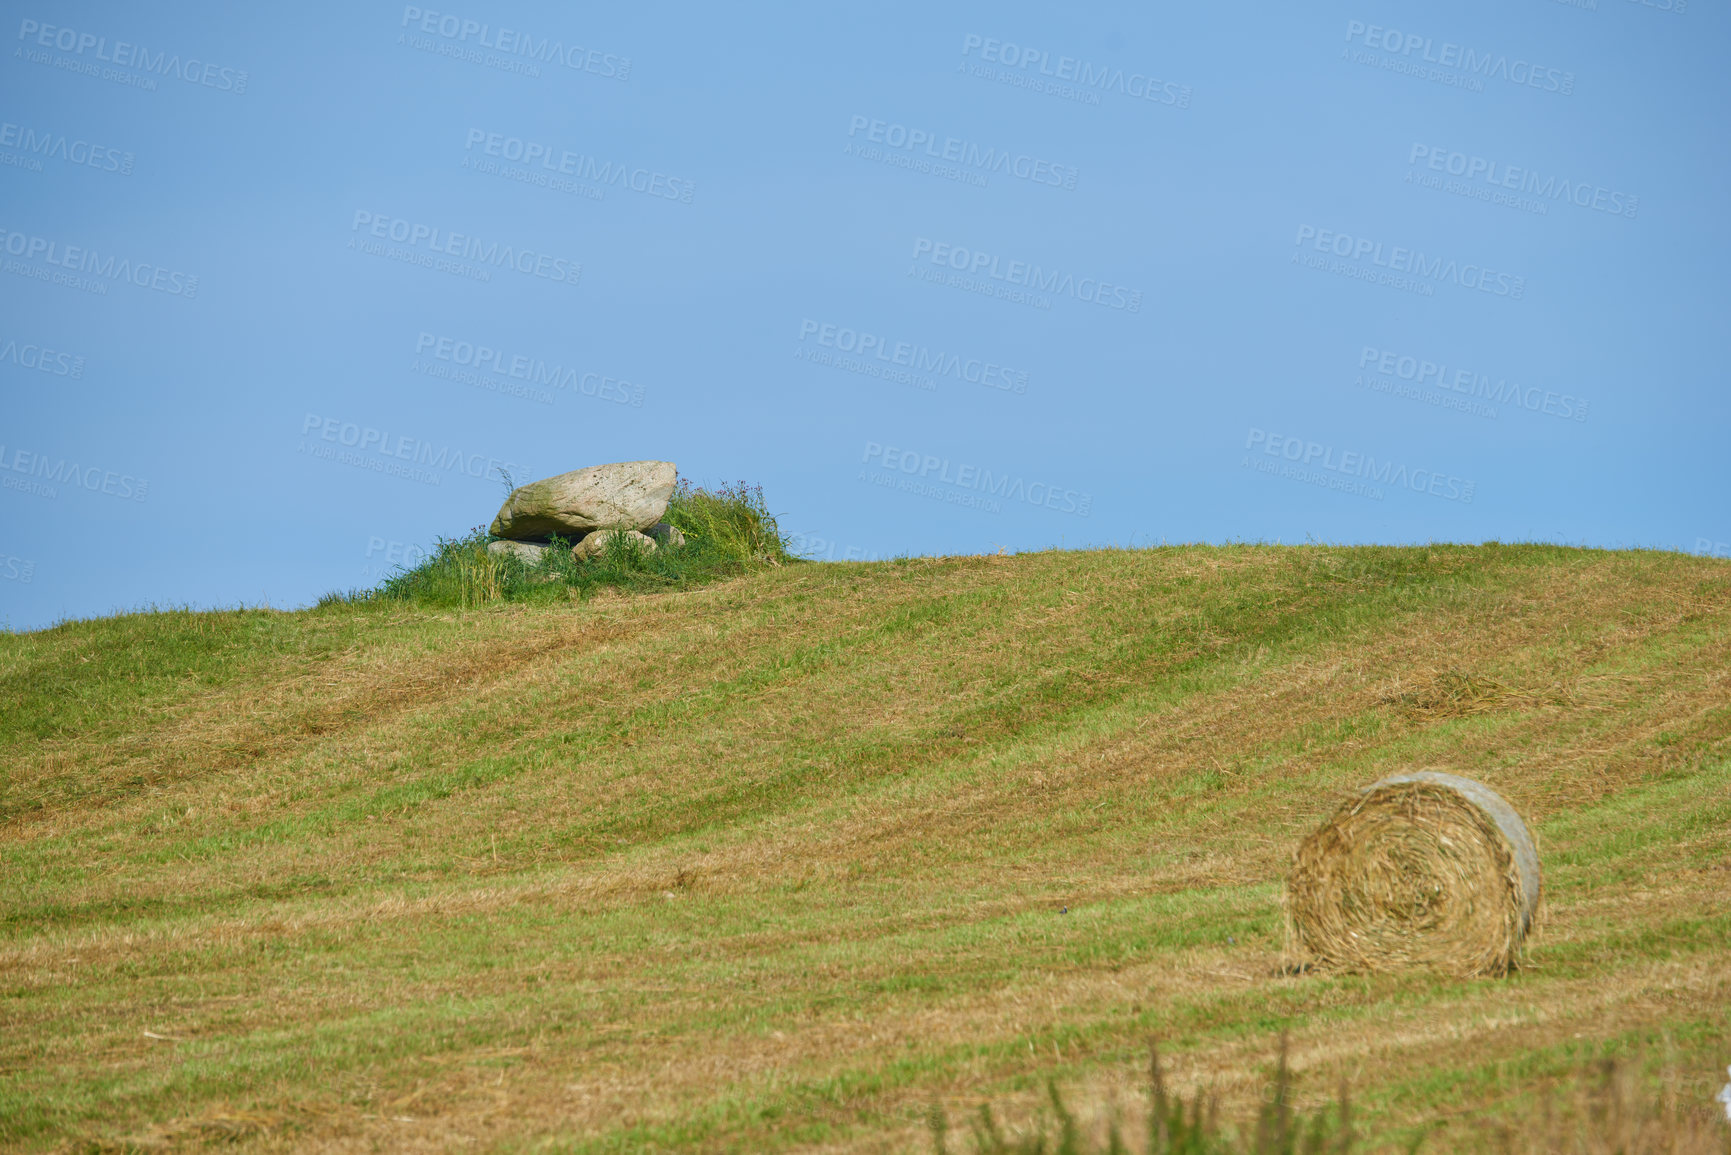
[2,544,1728,1151]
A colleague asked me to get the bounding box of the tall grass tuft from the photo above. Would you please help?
[364,530,505,608]
[933,1038,1349,1155]
[325,479,798,610]
[662,479,795,566]
[931,1040,1728,1154]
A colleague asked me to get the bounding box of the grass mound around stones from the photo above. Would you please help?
[325,480,799,609]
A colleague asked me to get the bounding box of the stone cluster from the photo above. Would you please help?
[485,461,684,563]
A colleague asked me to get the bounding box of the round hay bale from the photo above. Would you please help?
[1287,771,1540,977]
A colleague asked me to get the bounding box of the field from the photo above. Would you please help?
[2,544,1728,1151]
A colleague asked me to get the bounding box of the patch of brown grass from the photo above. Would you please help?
[68,1106,295,1152]
[1382,667,1567,717]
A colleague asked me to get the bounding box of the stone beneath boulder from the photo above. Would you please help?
[645,522,686,548]
[571,528,658,561]
[490,461,677,540]
[487,539,552,564]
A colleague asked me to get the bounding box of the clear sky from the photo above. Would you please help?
[2,0,1727,629]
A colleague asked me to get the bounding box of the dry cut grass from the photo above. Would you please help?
[0,543,1728,1153]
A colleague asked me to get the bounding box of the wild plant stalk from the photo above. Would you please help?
[452,541,502,608]
[932,1040,1727,1154]
[933,1037,1350,1155]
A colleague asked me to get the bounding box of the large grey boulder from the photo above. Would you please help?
[645,521,686,548]
[571,528,658,561]
[486,539,552,564]
[490,461,676,540]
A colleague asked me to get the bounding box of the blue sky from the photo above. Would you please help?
[2,0,1726,628]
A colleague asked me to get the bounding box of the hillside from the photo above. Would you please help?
[2,545,1728,1151]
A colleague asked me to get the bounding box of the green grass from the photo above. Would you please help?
[1,543,1728,1152]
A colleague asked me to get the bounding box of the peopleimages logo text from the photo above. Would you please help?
[16,18,248,92]
[846,116,1079,189]
[786,532,880,563]
[912,237,1142,311]
[366,537,427,568]
[1294,225,1525,299]
[1358,346,1588,421]
[0,226,198,296]
[399,7,629,79]
[349,211,579,285]
[862,441,1091,516]
[413,332,644,406]
[1408,145,1636,219]
[799,319,1027,394]
[1,336,83,377]
[960,34,1191,107]
[0,443,148,501]
[463,129,693,202]
[0,119,132,174]
[1344,20,1573,94]
[1244,428,1474,503]
[299,413,532,486]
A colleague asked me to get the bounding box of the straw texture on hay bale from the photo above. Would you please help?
[1287,771,1541,977]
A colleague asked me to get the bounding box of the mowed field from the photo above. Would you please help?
[2,545,1728,1152]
